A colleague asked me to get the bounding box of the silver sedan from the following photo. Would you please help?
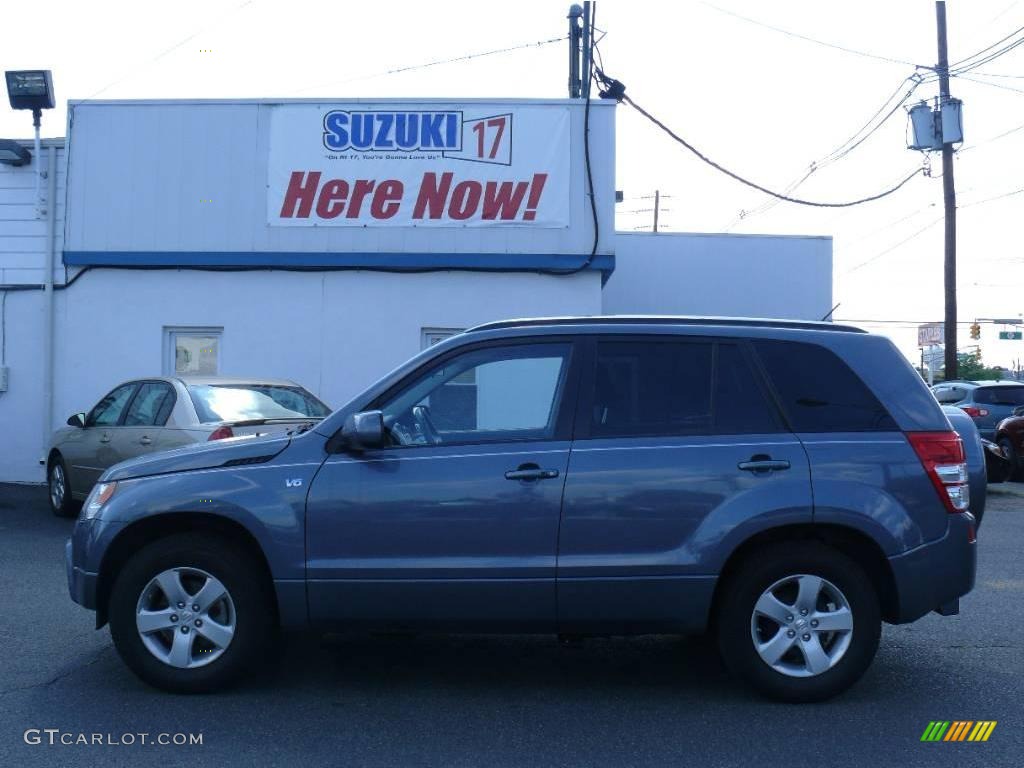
[45,376,330,516]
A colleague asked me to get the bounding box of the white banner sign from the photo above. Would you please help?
[267,104,570,227]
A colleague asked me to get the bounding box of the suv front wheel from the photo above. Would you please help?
[716,542,881,702]
[109,534,276,693]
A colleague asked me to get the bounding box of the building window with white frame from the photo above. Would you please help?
[165,327,222,376]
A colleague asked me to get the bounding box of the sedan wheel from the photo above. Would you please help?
[48,458,78,517]
[136,567,236,669]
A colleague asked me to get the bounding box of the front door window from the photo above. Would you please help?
[379,343,572,447]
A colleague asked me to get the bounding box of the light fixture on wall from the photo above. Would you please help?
[0,138,31,166]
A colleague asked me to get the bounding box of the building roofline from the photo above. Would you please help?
[67,97,617,107]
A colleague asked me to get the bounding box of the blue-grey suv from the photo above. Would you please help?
[66,317,977,702]
[931,379,1024,439]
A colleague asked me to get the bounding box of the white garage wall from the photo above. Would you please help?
[0,291,47,483]
[605,232,833,321]
[0,268,602,483]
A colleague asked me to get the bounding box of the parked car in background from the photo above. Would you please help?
[942,406,988,526]
[993,407,1024,480]
[981,439,1012,485]
[46,377,330,517]
[66,317,977,702]
[931,379,1024,439]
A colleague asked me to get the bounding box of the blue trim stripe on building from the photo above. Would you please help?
[62,251,614,276]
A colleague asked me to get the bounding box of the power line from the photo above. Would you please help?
[699,1,925,67]
[726,73,924,228]
[291,35,567,94]
[845,185,1024,274]
[948,24,1024,72]
[619,91,924,208]
[952,72,1024,94]
[846,217,944,273]
[82,0,256,102]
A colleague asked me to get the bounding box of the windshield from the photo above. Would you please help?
[187,384,330,423]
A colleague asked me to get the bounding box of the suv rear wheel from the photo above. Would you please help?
[716,542,881,702]
[109,534,275,693]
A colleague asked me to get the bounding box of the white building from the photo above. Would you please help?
[0,98,831,484]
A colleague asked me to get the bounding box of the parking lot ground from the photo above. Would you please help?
[1,482,1022,767]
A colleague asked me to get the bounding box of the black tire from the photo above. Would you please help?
[715,542,881,703]
[109,534,276,693]
[48,454,79,518]
[998,437,1020,481]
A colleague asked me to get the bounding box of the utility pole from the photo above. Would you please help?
[653,190,660,233]
[936,0,958,380]
[567,5,583,98]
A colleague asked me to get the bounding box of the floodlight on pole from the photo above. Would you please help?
[4,70,55,217]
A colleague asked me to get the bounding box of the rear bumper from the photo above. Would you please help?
[887,512,976,624]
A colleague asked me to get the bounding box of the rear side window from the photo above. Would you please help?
[124,382,176,426]
[974,386,1024,406]
[753,340,897,432]
[589,340,780,438]
[934,387,965,404]
[715,344,780,434]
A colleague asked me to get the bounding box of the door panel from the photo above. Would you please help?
[66,383,137,493]
[558,434,812,632]
[305,339,580,631]
[556,337,813,633]
[306,443,570,629]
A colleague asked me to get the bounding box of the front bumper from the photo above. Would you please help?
[65,537,98,609]
[66,516,126,614]
[888,512,977,623]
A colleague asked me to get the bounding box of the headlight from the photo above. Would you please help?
[83,481,118,520]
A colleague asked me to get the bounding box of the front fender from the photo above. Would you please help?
[97,454,323,580]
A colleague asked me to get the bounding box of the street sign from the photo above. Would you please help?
[918,323,944,347]
[999,331,1023,340]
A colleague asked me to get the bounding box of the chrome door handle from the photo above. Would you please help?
[139,436,152,446]
[99,434,111,443]
[505,467,560,481]
[738,458,790,473]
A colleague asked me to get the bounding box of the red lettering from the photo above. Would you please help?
[413,172,453,219]
[482,180,529,220]
[346,179,376,218]
[448,181,482,220]
[279,171,321,218]
[371,180,403,219]
[315,180,349,219]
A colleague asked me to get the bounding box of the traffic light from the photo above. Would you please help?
[970,322,981,340]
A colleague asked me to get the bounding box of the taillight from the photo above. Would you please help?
[960,406,989,418]
[208,426,234,441]
[906,431,970,514]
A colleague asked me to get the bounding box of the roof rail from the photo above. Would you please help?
[466,315,867,334]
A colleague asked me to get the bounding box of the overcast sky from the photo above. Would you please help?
[2,0,1021,367]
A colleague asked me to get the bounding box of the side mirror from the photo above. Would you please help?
[67,413,86,428]
[340,410,385,451]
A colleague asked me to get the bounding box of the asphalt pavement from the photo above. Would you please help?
[1,482,1021,767]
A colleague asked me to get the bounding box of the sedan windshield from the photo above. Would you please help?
[187,384,330,424]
